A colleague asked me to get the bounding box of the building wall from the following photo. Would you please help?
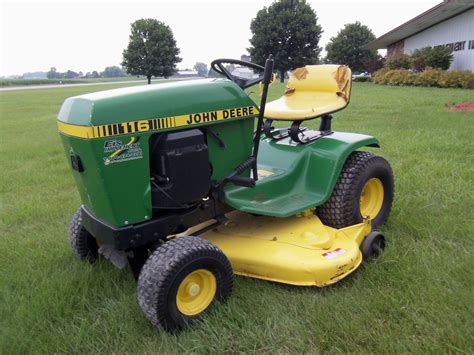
[403,8,474,71]
[387,40,405,57]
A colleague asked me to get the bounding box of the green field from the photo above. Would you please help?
[0,76,160,87]
[1,81,473,353]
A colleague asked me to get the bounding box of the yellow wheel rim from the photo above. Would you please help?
[176,269,217,316]
[360,178,384,219]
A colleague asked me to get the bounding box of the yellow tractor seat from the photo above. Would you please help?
[264,65,352,121]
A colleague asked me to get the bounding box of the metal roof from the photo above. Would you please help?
[366,0,474,49]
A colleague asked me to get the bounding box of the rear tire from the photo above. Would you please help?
[68,207,99,262]
[137,236,234,332]
[317,151,394,228]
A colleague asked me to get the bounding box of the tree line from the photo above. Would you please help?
[121,0,383,84]
[40,1,392,83]
[24,0,385,82]
[46,66,127,79]
[41,1,455,84]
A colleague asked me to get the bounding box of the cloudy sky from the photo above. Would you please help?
[1,0,440,76]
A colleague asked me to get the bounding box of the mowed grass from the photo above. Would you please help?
[1,80,473,353]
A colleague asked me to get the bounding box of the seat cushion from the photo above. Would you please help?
[264,65,351,121]
[264,91,348,121]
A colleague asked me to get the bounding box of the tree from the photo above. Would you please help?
[122,18,181,84]
[325,22,377,73]
[64,70,79,79]
[47,67,58,79]
[194,62,208,77]
[248,0,322,82]
[207,68,223,78]
[364,55,385,74]
[101,66,126,78]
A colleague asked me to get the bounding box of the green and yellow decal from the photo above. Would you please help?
[58,106,257,139]
[103,136,140,165]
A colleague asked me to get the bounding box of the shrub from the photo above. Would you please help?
[410,46,453,71]
[385,54,411,70]
[410,48,430,72]
[364,57,385,74]
[353,76,372,82]
[372,68,391,84]
[427,46,453,70]
[373,68,474,89]
[439,70,474,88]
[373,68,414,86]
[385,69,414,86]
[413,68,443,87]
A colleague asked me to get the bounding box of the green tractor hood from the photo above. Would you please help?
[58,78,257,129]
[58,79,257,227]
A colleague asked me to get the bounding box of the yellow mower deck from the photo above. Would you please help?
[184,211,372,287]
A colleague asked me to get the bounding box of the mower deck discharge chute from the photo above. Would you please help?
[58,56,394,331]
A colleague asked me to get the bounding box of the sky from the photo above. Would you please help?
[1,0,441,77]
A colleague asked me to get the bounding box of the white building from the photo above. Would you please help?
[367,1,474,71]
[231,67,259,80]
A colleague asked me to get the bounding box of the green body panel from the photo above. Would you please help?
[58,79,255,126]
[224,131,379,217]
[59,79,255,227]
[59,77,379,227]
[207,119,254,181]
[60,134,154,227]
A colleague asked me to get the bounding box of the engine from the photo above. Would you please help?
[149,129,211,210]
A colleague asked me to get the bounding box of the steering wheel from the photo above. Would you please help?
[210,59,265,89]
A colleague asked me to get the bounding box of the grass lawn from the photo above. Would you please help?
[1,81,473,353]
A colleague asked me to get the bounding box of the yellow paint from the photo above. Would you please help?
[264,65,352,121]
[184,211,372,286]
[57,121,94,139]
[360,178,384,219]
[257,169,275,178]
[296,208,315,218]
[57,106,258,139]
[176,269,217,316]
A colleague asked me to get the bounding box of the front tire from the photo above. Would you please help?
[68,207,99,262]
[317,151,394,228]
[137,236,234,332]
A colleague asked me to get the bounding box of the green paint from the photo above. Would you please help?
[224,131,379,217]
[58,77,379,226]
[58,79,255,126]
[59,79,256,227]
[207,119,254,181]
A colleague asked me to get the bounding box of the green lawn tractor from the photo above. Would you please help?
[58,56,394,332]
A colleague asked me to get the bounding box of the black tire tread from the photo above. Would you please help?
[68,207,98,262]
[317,151,394,229]
[137,236,233,331]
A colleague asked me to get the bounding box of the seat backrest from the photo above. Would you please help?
[287,65,352,102]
